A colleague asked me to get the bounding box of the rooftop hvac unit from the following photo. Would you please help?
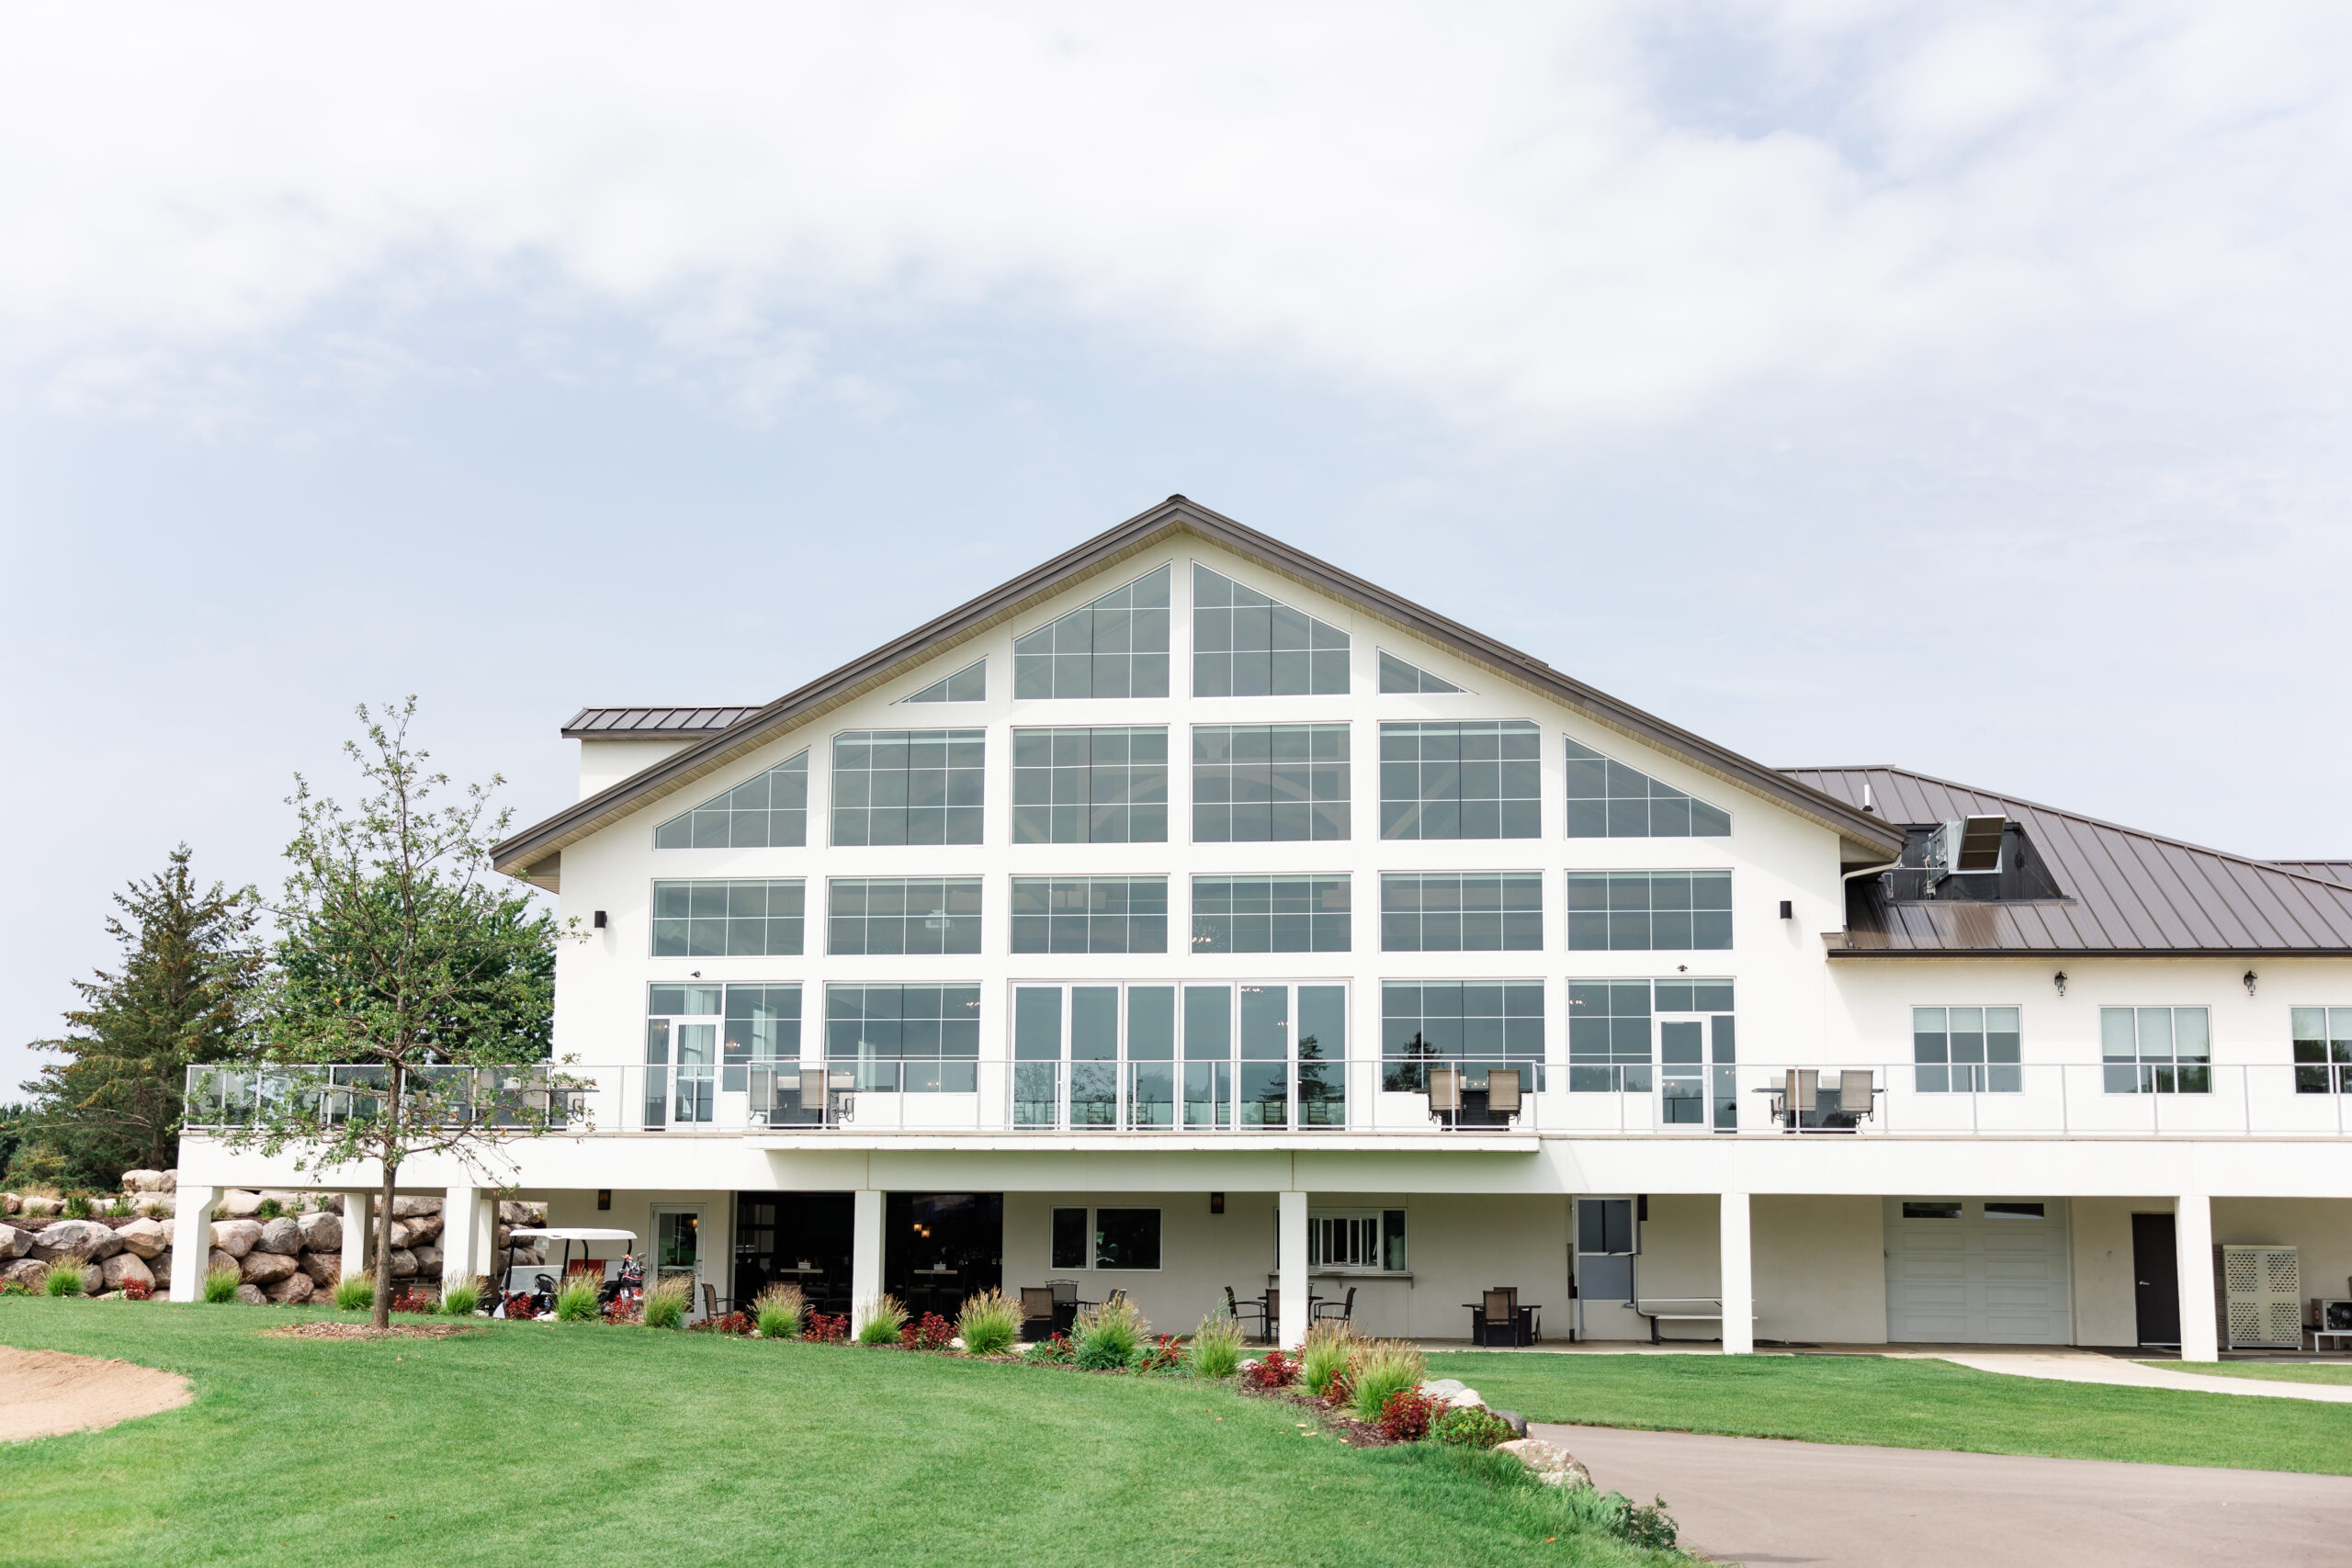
[1923,816,2007,889]
[2219,1246,2301,1350]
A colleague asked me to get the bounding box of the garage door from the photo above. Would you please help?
[1884,1197,2071,1344]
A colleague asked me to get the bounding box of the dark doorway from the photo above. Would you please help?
[734,1192,855,1315]
[2132,1211,2181,1348]
[887,1192,1002,1322]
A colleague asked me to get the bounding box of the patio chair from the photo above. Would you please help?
[1782,1068,1817,1130]
[1225,1285,1269,1342]
[1312,1286,1356,1325]
[1262,1288,1281,1345]
[1020,1285,1057,1338]
[1487,1068,1522,1120]
[1429,1066,1463,1123]
[702,1282,729,1320]
[1471,1288,1523,1348]
[1838,1070,1876,1122]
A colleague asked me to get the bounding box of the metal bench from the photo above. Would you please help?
[1634,1297,1731,1345]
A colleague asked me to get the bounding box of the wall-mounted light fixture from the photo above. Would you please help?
[1779,900,1794,920]
[1209,1192,1225,1214]
[2244,970,2258,997]
[594,910,608,930]
[596,1190,612,1212]
[2052,970,2068,997]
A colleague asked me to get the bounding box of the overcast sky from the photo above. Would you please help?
[5,3,2349,1094]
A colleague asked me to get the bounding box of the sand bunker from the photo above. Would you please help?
[0,1346,192,1442]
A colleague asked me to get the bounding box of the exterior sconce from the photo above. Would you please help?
[1779,900,1794,919]
[594,909,608,929]
[2244,970,2258,997]
[2052,971,2067,997]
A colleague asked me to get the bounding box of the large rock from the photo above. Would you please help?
[254,1217,302,1256]
[133,1195,175,1218]
[152,1249,174,1289]
[2,1191,20,1214]
[298,1251,342,1287]
[404,1213,445,1245]
[266,1271,316,1304]
[210,1219,263,1258]
[240,1250,300,1285]
[3,1258,48,1287]
[115,1218,169,1259]
[207,1247,243,1278]
[497,1201,547,1224]
[219,1190,262,1218]
[100,1253,154,1291]
[297,1212,342,1252]
[18,1195,62,1220]
[389,1247,420,1279]
[316,1193,345,1215]
[122,1168,174,1192]
[493,1223,513,1250]
[33,1220,125,1262]
[1497,1438,1594,1490]
[234,1283,267,1306]
[388,1220,416,1249]
[411,1243,443,1277]
[258,1190,310,1213]
[0,1224,33,1259]
[390,1196,441,1218]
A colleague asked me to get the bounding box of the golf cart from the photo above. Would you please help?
[498,1227,640,1318]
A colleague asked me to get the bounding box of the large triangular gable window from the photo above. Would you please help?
[1013,566,1170,699]
[1565,739,1729,838]
[655,751,810,848]
[1377,651,1464,694]
[899,659,985,704]
[1193,565,1349,695]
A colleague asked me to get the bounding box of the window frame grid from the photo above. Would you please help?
[1377,720,1542,840]
[1566,870,1734,952]
[1379,871,1543,953]
[1009,875,1170,954]
[2292,1007,2352,1094]
[1190,874,1352,954]
[653,751,811,850]
[828,728,986,847]
[823,983,984,1093]
[1012,565,1172,700]
[2100,1005,2211,1095]
[1191,563,1351,697]
[650,879,806,957]
[1380,979,1544,1093]
[1911,1005,2023,1093]
[1011,725,1170,844]
[1190,721,1350,843]
[1011,979,1344,1131]
[824,877,984,956]
[1563,738,1731,839]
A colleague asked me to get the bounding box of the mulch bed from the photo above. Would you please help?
[259,1322,479,1341]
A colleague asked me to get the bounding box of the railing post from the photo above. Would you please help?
[2059,1063,2068,1134]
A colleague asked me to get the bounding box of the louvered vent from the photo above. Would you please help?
[2219,1246,2301,1350]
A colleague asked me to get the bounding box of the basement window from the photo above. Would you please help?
[1900,1201,1962,1220]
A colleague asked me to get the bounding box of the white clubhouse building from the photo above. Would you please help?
[178,499,2352,1359]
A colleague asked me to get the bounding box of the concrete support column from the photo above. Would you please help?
[169,1185,218,1300]
[1278,1190,1308,1348]
[2177,1193,2219,1363]
[442,1186,485,1290]
[851,1189,885,1314]
[342,1193,372,1283]
[1719,1190,1755,1354]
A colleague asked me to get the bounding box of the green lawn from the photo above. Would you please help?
[0,1303,1672,1568]
[2147,1359,2352,1388]
[1425,1350,2352,1475]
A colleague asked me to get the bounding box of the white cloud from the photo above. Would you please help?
[0,1,2346,433]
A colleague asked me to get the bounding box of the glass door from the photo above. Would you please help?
[651,1205,704,1316]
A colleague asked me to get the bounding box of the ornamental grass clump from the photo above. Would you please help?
[204,1265,243,1303]
[642,1276,693,1330]
[1347,1339,1427,1424]
[1187,1311,1245,1380]
[43,1260,93,1297]
[62,1195,94,1221]
[440,1280,481,1317]
[752,1281,806,1341]
[553,1279,600,1322]
[955,1287,1022,1357]
[1299,1321,1362,1399]
[854,1294,909,1347]
[1071,1294,1149,1371]
[334,1275,374,1313]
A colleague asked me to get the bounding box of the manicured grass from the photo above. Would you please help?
[2149,1359,2352,1387]
[1425,1350,2352,1475]
[0,1303,1675,1568]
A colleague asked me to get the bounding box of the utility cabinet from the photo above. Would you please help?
[2218,1246,2301,1350]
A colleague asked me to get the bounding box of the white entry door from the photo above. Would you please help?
[1884,1197,2070,1344]
[651,1206,706,1320]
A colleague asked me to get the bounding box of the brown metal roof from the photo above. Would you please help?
[1787,765,2352,956]
[491,498,1905,889]
[561,706,762,739]
[2269,861,2352,888]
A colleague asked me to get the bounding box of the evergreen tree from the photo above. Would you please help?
[16,847,262,1187]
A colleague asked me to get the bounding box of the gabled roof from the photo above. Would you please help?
[1788,764,2352,956]
[492,497,1905,886]
[562,706,763,739]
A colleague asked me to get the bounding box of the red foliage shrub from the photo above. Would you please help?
[391,1287,439,1315]
[1241,1350,1297,1391]
[1133,1334,1183,1374]
[900,1312,956,1351]
[693,1311,753,1336]
[501,1291,540,1319]
[1376,1388,1443,1443]
[1323,1371,1352,1409]
[803,1312,849,1343]
[1026,1331,1074,1365]
[119,1277,155,1302]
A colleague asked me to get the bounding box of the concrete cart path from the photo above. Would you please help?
[1536,1422,2352,1567]
[1906,1348,2352,1403]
